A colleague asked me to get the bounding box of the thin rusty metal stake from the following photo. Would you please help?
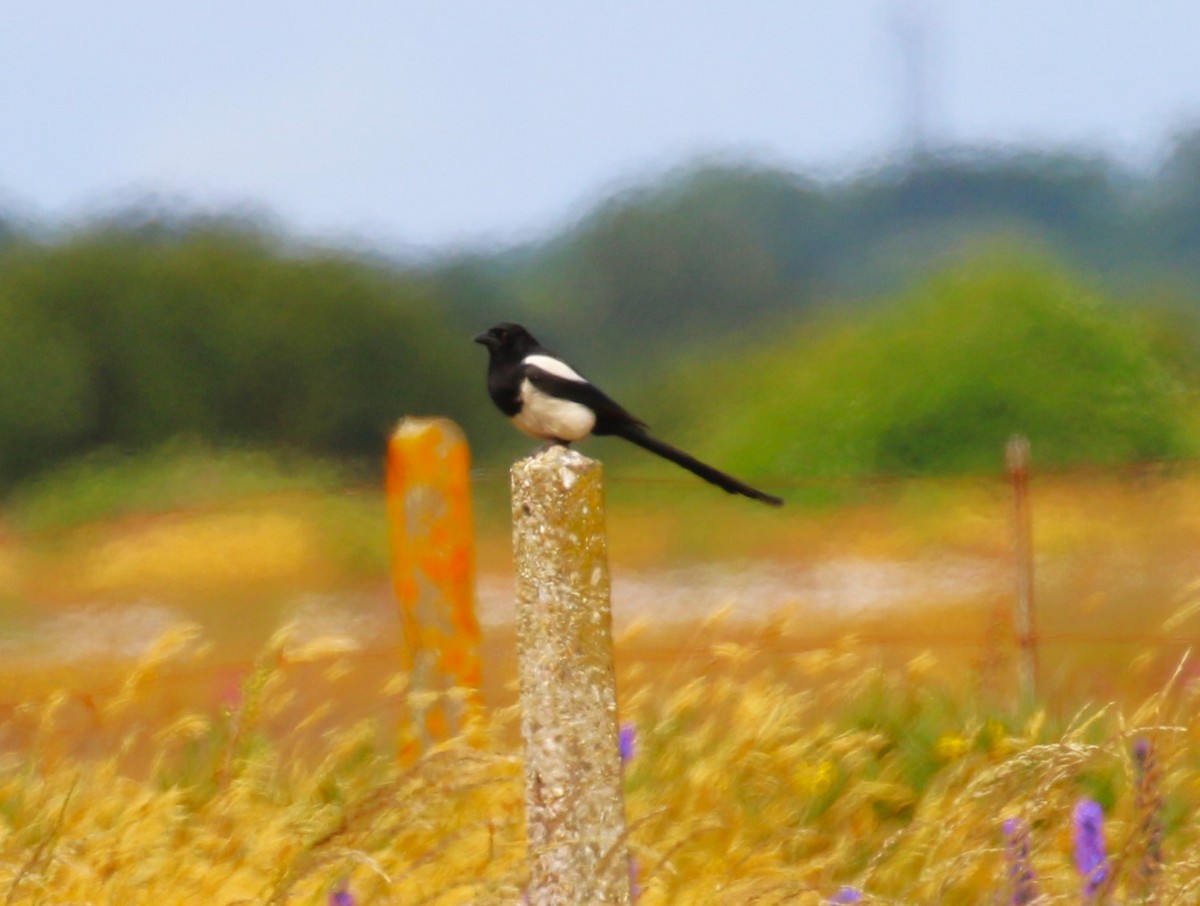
[1007,435,1037,703]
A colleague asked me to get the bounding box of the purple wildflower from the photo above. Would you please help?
[629,855,642,901]
[829,886,863,903]
[1003,817,1039,905]
[619,722,636,764]
[1072,798,1109,898]
[329,881,356,906]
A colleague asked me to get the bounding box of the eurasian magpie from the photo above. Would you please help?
[474,322,783,506]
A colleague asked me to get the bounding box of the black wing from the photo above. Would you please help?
[522,364,648,435]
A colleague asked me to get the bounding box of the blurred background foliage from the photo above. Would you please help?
[5,133,1200,493]
[657,256,1198,478]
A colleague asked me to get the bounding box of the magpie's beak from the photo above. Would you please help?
[474,331,497,348]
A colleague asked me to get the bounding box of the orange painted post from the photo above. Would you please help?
[386,417,481,752]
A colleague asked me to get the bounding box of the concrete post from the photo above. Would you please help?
[511,445,631,905]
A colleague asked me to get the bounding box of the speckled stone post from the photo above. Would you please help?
[511,446,631,906]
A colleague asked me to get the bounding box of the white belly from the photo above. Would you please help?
[513,379,596,442]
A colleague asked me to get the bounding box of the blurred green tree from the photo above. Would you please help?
[516,164,830,352]
[668,254,1197,478]
[1146,126,1200,269]
[0,249,96,478]
[0,220,479,483]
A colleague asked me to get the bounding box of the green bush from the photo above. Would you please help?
[674,254,1198,477]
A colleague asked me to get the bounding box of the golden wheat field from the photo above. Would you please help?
[3,464,1200,903]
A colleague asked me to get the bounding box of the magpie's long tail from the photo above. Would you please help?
[615,426,784,507]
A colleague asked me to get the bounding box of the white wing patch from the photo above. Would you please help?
[513,379,596,442]
[523,354,586,383]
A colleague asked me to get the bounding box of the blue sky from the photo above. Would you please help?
[3,2,1199,250]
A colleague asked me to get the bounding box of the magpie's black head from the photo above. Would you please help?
[473,322,539,357]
